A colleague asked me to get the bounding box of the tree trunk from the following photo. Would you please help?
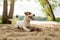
[9,0,15,19]
[2,0,15,24]
[2,0,12,24]
[47,0,56,21]
[2,0,8,24]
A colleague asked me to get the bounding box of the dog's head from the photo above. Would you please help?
[24,12,35,20]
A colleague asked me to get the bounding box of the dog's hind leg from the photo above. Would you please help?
[22,26,30,32]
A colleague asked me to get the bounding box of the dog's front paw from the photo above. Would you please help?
[25,29,30,32]
[27,29,30,32]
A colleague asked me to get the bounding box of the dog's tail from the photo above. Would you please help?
[9,18,20,24]
[9,19,13,22]
[8,19,15,24]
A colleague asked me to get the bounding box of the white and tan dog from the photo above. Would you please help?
[9,12,35,32]
[16,12,35,31]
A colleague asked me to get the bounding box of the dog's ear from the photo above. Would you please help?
[24,12,31,15]
[24,12,28,15]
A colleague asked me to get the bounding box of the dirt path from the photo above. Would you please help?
[0,23,60,40]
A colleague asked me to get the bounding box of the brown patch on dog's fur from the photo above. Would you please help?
[24,12,31,15]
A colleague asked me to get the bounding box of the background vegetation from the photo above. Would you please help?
[0,0,60,24]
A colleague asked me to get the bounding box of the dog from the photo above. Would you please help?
[14,12,35,32]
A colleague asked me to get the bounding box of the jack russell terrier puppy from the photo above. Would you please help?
[15,12,35,31]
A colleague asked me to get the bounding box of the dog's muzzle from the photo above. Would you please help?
[29,14,35,20]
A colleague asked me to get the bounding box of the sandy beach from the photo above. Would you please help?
[0,21,60,40]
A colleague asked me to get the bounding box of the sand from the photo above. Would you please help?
[0,22,60,40]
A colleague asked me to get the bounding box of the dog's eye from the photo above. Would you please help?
[29,13,31,15]
[33,14,35,16]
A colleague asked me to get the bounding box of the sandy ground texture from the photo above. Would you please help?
[0,21,60,40]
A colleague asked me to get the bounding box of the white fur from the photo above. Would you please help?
[15,13,35,31]
[15,19,30,31]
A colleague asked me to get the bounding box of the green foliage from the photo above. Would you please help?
[38,0,57,21]
[47,16,52,20]
[51,4,57,10]
[56,18,60,22]
[39,0,51,20]
[39,0,47,7]
[58,3,60,6]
